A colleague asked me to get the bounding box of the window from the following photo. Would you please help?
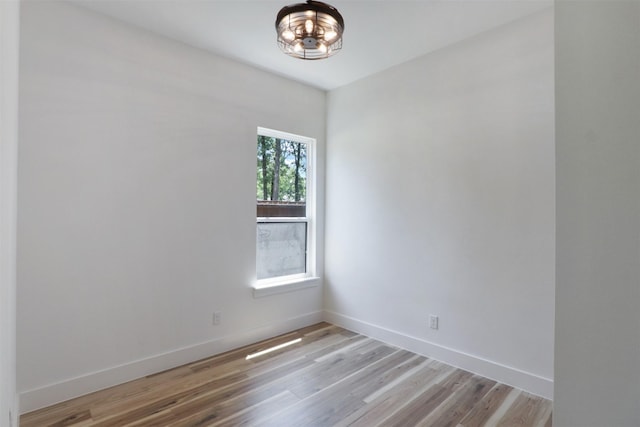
[255,127,316,288]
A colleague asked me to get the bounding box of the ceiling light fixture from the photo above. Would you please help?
[276,0,344,60]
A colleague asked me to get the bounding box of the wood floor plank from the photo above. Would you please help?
[187,331,302,372]
[185,321,334,374]
[304,334,368,361]
[417,375,495,427]
[287,344,396,399]
[497,392,553,427]
[20,322,553,427]
[373,367,472,427]
[347,352,425,399]
[97,355,317,427]
[336,361,443,427]
[20,364,191,427]
[247,328,362,373]
[379,383,451,427]
[91,326,347,421]
[457,382,515,427]
[46,409,92,427]
[208,390,301,427]
[255,349,417,426]
[118,329,355,426]
[89,367,248,420]
[481,387,524,426]
[242,325,346,365]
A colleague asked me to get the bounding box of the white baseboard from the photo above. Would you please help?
[323,310,553,400]
[19,310,323,414]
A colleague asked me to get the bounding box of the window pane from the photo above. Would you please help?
[256,222,307,280]
[257,136,307,217]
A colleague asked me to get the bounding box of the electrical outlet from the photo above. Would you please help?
[429,315,439,330]
[212,311,221,325]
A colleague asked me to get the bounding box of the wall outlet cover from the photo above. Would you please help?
[429,315,439,330]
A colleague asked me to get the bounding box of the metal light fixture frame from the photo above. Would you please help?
[276,0,344,60]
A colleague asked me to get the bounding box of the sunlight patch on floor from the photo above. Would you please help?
[245,338,302,360]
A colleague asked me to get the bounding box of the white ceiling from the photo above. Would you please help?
[72,0,552,91]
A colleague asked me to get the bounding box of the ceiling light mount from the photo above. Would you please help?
[276,0,344,60]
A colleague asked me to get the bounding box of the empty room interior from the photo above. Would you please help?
[1,1,639,426]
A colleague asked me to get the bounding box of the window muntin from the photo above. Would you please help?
[256,128,314,282]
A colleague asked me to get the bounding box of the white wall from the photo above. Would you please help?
[17,1,325,412]
[554,2,640,426]
[1,1,20,425]
[325,9,555,398]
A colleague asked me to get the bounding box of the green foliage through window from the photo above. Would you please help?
[257,135,307,202]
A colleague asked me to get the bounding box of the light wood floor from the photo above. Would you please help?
[21,323,552,426]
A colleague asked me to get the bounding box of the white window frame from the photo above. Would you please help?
[253,127,319,297]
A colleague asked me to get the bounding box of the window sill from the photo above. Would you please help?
[252,276,321,298]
